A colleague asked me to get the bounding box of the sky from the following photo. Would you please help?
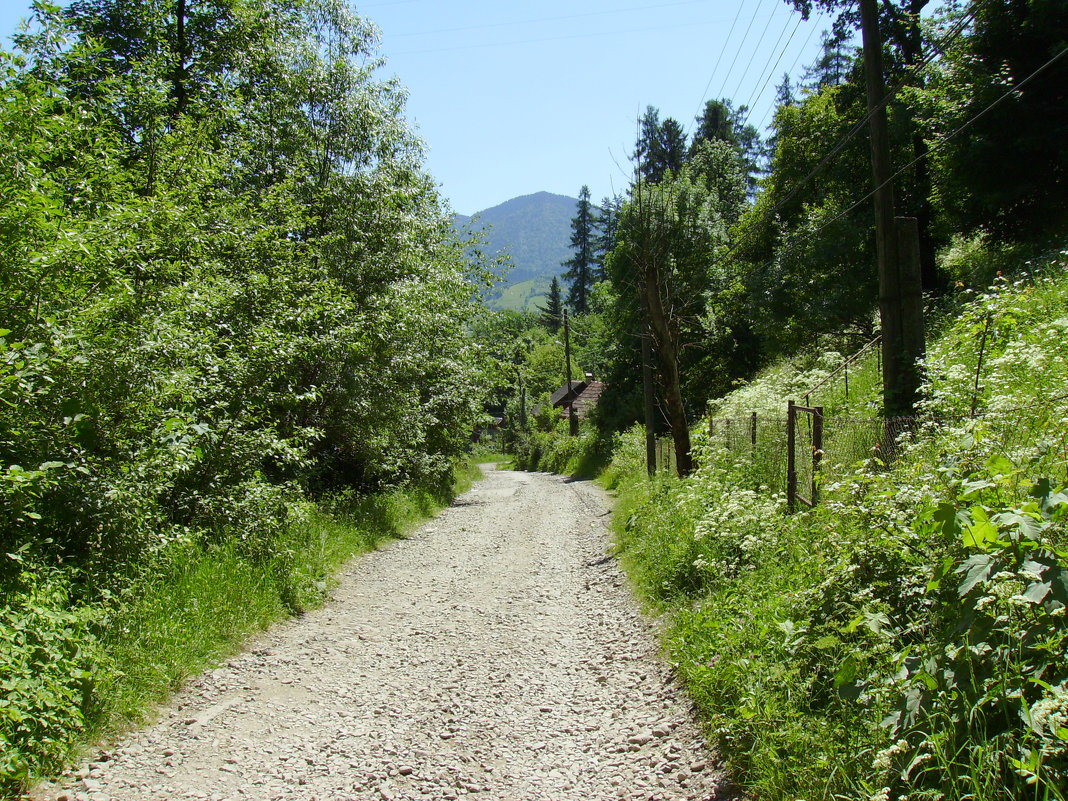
[0,0,837,216]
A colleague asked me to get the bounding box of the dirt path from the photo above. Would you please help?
[40,467,731,801]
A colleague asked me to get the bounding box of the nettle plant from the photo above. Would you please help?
[863,451,1068,801]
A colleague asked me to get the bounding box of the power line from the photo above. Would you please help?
[726,3,979,255]
[755,11,825,131]
[384,0,712,39]
[391,16,731,56]
[692,0,749,124]
[727,0,787,110]
[806,41,1068,249]
[740,13,804,127]
[720,38,1068,293]
[713,0,775,107]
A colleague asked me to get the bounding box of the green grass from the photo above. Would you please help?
[485,275,553,312]
[3,458,483,799]
[609,248,1068,800]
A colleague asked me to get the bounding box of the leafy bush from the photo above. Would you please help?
[0,569,102,795]
[511,419,614,478]
[610,251,1068,800]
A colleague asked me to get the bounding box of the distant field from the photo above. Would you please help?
[486,275,552,312]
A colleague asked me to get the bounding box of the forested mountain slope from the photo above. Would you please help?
[455,192,577,311]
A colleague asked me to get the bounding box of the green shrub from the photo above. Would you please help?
[0,569,102,796]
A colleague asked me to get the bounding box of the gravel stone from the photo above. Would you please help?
[34,468,736,801]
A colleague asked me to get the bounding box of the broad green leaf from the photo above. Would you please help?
[957,554,995,596]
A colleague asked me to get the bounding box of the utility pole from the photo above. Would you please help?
[859,0,924,419]
[635,122,657,476]
[563,308,579,436]
[640,289,657,476]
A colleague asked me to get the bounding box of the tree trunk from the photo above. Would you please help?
[642,267,692,477]
[173,0,189,118]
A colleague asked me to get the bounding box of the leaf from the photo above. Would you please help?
[956,553,995,596]
[963,519,997,550]
[992,510,1042,541]
[916,671,938,691]
[834,653,858,687]
[984,453,1015,477]
[1023,581,1051,604]
[932,501,961,538]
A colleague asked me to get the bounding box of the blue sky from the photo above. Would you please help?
[1,0,835,215]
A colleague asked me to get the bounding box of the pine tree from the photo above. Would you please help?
[635,106,687,184]
[691,98,763,196]
[592,194,623,282]
[539,277,563,333]
[562,186,596,315]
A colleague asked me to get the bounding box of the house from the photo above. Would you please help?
[542,373,606,420]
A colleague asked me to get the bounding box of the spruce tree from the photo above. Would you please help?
[539,277,563,334]
[593,194,623,282]
[562,186,596,315]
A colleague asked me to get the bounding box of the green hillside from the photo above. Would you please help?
[489,276,554,312]
[456,192,578,311]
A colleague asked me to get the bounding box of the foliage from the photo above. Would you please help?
[921,0,1068,241]
[0,569,101,795]
[511,418,614,479]
[0,1,493,793]
[609,250,1068,800]
[562,185,597,315]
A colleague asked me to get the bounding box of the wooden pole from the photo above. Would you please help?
[563,308,578,436]
[787,400,797,511]
[812,406,824,504]
[860,0,922,419]
[641,291,657,475]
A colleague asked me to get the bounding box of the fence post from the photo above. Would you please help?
[709,417,715,438]
[844,355,850,400]
[812,406,824,504]
[750,412,757,447]
[787,400,797,512]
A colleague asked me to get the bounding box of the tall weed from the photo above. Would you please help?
[611,251,1068,800]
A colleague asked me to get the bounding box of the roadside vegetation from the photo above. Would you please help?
[0,1,492,795]
[489,5,1067,796]
[602,249,1068,801]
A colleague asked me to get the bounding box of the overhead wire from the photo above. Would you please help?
[726,0,789,113]
[721,2,979,259]
[740,13,804,127]
[391,16,733,56]
[720,37,1068,292]
[384,0,713,39]
[804,41,1068,252]
[692,0,749,123]
[756,12,826,131]
[712,0,774,108]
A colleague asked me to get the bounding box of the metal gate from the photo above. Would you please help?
[787,400,823,510]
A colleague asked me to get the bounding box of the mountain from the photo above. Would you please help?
[455,192,578,312]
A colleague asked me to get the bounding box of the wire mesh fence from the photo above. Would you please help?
[705,410,923,508]
[701,396,1068,508]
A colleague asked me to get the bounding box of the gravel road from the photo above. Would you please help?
[38,467,732,801]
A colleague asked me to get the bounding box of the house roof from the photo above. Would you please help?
[571,380,606,418]
[549,379,586,407]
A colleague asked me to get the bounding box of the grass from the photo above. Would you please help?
[5,457,483,799]
[609,247,1068,800]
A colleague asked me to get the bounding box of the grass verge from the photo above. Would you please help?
[4,458,482,799]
